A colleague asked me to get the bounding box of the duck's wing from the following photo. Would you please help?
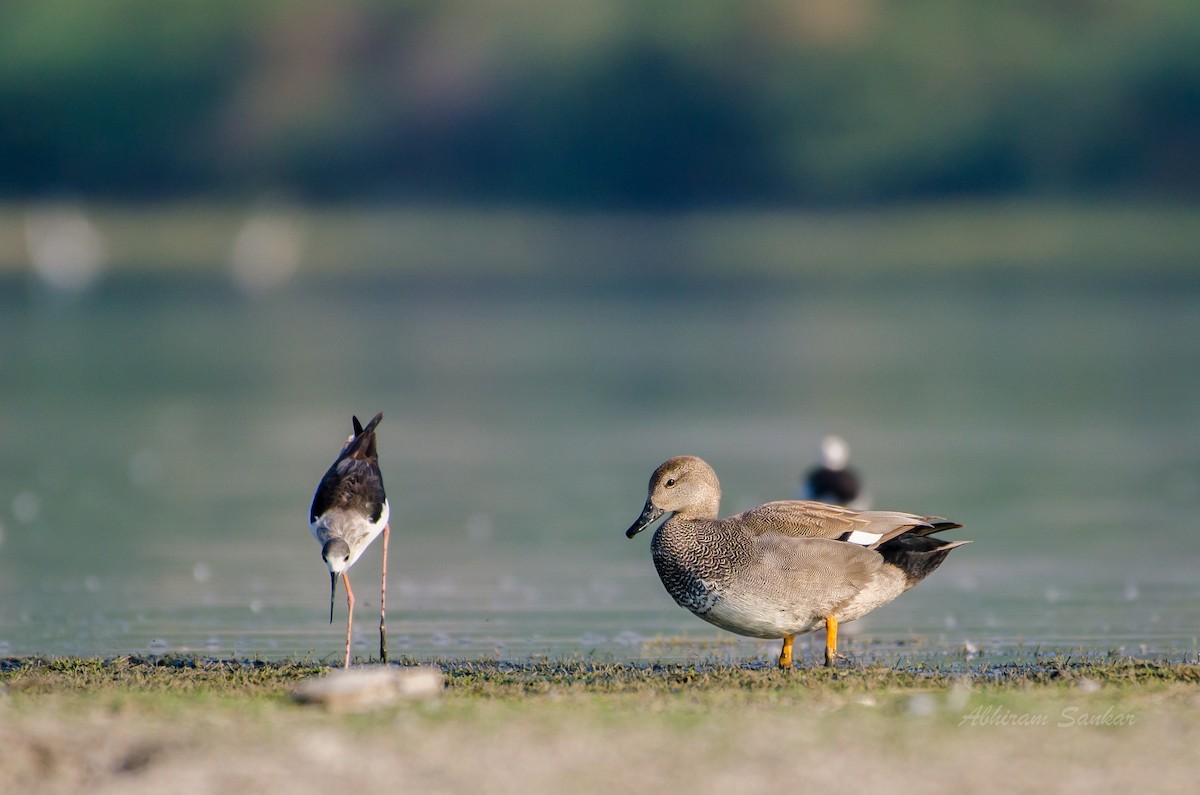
[751,535,889,616]
[733,500,959,548]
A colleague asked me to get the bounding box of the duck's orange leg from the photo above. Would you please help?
[824,616,839,668]
[778,635,795,669]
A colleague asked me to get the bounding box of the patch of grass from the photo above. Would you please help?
[3,654,1197,702]
[3,655,1198,793]
[1,656,326,699]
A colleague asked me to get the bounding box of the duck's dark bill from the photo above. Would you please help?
[625,502,666,538]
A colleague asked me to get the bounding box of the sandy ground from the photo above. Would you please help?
[3,689,1198,795]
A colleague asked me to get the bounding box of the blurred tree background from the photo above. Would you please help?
[1,0,1198,208]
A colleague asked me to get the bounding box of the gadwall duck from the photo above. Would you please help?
[310,412,391,667]
[626,455,965,668]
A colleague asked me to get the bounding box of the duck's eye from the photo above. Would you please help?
[665,478,677,488]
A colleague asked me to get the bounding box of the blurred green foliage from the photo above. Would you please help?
[1,0,1198,207]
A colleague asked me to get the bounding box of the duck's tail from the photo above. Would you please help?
[907,518,964,537]
[878,534,970,586]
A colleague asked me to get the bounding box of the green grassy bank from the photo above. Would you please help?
[3,656,1198,793]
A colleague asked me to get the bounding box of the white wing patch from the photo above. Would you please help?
[844,530,883,546]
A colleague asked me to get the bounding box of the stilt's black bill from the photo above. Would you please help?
[329,571,337,624]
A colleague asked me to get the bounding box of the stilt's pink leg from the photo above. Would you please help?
[379,524,390,663]
[342,573,355,668]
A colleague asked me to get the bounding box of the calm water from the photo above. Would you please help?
[1,263,1198,664]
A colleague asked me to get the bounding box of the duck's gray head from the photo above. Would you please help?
[625,455,722,538]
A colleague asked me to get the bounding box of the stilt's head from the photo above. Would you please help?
[321,538,352,574]
[626,455,722,537]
